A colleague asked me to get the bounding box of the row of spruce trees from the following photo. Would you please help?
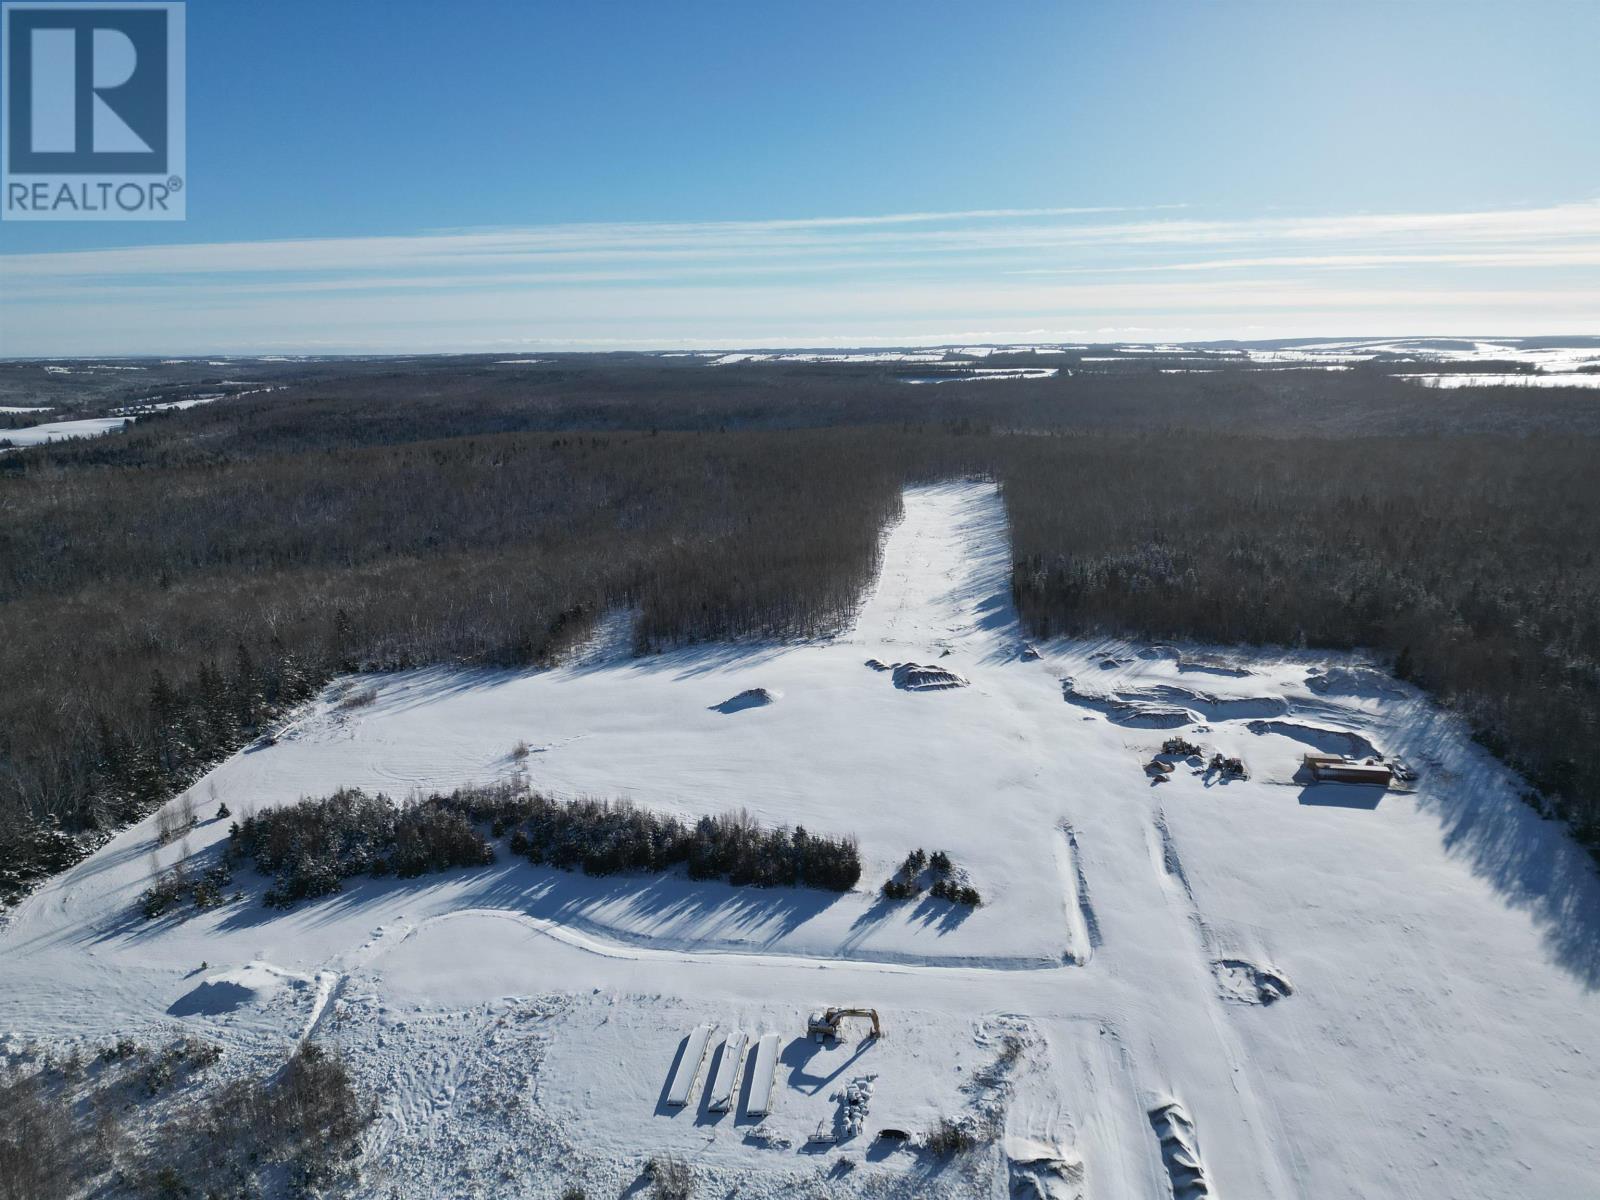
[165,782,862,915]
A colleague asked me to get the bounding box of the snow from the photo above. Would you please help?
[39,363,146,373]
[710,351,953,365]
[0,394,244,452]
[706,1029,747,1111]
[0,414,130,446]
[1403,372,1600,389]
[112,394,226,415]
[665,1023,714,1106]
[903,367,1059,384]
[0,404,53,413]
[745,1032,782,1117]
[3,481,1600,1198]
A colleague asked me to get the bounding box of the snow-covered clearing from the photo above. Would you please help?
[0,394,239,452]
[1403,372,1600,389]
[4,481,1600,1198]
[902,367,1059,384]
[111,394,228,415]
[0,414,131,447]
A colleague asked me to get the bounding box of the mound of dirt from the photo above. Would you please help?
[889,662,970,691]
[1213,959,1293,1005]
[1148,1102,1212,1199]
[709,687,775,714]
[1006,1136,1086,1199]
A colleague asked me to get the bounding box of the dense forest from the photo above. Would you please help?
[2,359,1598,898]
[0,426,960,898]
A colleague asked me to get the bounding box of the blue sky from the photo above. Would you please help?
[2,0,1598,353]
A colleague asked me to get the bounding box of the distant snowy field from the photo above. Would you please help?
[701,335,1600,386]
[0,414,131,447]
[4,482,1599,1199]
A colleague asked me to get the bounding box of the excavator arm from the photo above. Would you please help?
[809,1006,883,1040]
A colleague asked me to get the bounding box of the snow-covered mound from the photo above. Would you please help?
[1125,684,1287,721]
[1006,1135,1085,1199]
[889,661,970,691]
[1246,718,1381,761]
[710,686,776,713]
[1212,958,1293,1006]
[1149,1102,1212,1199]
[1061,680,1194,727]
[167,962,307,1017]
[1306,664,1408,698]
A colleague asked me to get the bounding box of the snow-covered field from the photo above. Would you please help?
[1403,372,1600,389]
[902,367,1060,384]
[689,336,1600,389]
[4,481,1599,1198]
[0,413,132,448]
[0,394,243,453]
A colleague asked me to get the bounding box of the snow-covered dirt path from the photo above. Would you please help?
[4,480,1599,1199]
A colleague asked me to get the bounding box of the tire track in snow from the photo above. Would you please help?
[1146,809,1303,1200]
[1152,809,1211,955]
[1058,821,1102,964]
[295,969,343,1047]
[368,906,1087,982]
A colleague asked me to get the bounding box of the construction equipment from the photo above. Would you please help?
[808,1007,882,1042]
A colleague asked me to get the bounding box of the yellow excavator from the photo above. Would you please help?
[808,1007,883,1042]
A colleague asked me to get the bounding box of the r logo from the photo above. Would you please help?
[2,2,184,219]
[7,5,167,172]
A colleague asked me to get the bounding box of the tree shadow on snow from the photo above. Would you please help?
[196,857,844,955]
[1394,695,1600,990]
[907,895,976,933]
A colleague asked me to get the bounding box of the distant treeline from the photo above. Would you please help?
[8,355,1600,459]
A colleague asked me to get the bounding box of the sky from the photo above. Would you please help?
[1,0,1597,355]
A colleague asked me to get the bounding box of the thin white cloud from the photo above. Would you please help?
[2,199,1597,354]
[5,200,1597,281]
